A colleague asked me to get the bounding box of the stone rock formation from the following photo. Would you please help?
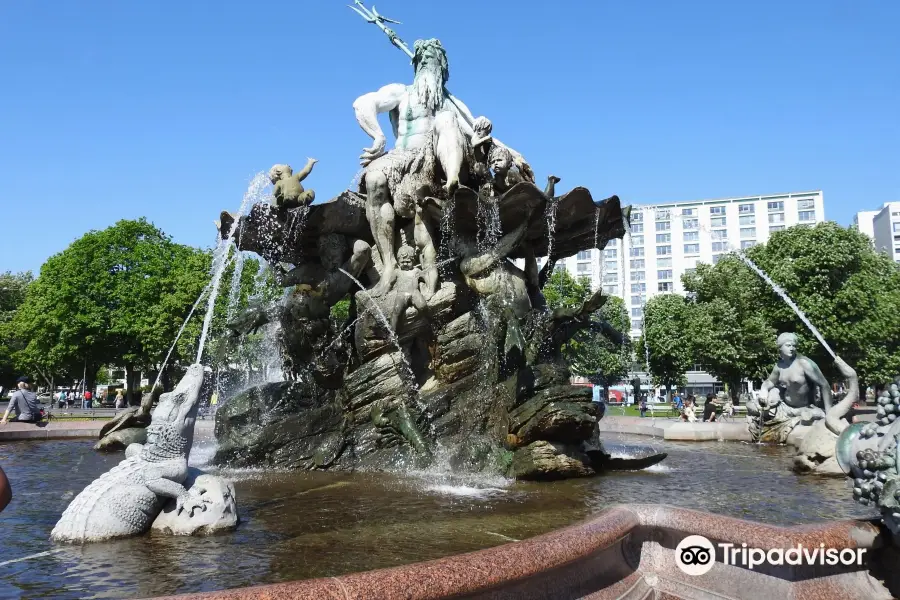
[151,469,238,536]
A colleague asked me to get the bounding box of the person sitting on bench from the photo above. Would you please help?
[0,376,42,425]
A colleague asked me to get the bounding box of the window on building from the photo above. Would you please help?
[604,249,617,258]
[682,218,699,230]
[631,270,645,281]
[631,235,644,246]
[631,295,644,305]
[658,269,673,280]
[894,222,900,233]
[630,247,644,257]
[630,223,644,233]
[710,217,727,228]
[711,229,728,240]
[656,221,671,232]
[577,250,591,260]
[658,282,674,292]
[739,215,755,226]
[655,209,670,220]
[631,319,643,330]
[740,227,756,238]
[657,257,673,267]
[607,239,618,248]
[631,283,646,293]
[739,204,755,214]
[630,259,645,269]
[741,240,756,249]
[602,273,618,282]
[684,243,700,254]
[657,245,672,256]
[798,210,815,222]
[656,233,671,243]
[631,211,643,222]
[683,231,699,242]
[710,206,726,215]
[603,285,618,295]
[712,254,724,264]
[712,241,729,252]
[768,201,784,211]
[797,199,815,209]
[681,208,697,216]
[769,213,785,224]
[770,225,785,232]
[604,260,618,271]
[577,262,590,272]
[631,307,643,317]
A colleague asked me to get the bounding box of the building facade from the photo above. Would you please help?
[855,203,900,262]
[555,190,825,337]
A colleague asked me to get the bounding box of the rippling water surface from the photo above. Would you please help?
[0,435,875,599]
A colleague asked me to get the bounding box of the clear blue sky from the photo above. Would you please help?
[1,1,897,274]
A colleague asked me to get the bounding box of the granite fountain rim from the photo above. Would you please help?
[145,503,887,600]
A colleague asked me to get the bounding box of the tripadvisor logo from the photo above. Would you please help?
[675,535,867,576]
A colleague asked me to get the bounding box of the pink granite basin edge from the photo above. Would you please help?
[146,504,888,600]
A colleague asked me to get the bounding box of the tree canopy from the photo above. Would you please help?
[543,270,632,389]
[640,293,692,394]
[0,271,34,389]
[12,219,212,396]
[683,222,900,389]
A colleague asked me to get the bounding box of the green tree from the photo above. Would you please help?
[684,222,900,390]
[0,271,34,389]
[642,294,693,398]
[543,270,632,394]
[13,219,211,402]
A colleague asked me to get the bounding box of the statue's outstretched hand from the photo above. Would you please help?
[360,136,387,166]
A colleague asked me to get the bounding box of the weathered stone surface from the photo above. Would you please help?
[214,380,346,470]
[342,352,410,414]
[509,441,594,481]
[433,312,482,383]
[152,470,238,536]
[52,365,208,543]
[793,419,842,475]
[93,427,147,452]
[508,385,596,445]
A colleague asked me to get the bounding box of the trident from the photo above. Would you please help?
[348,1,523,159]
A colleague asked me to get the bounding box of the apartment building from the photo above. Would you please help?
[555,190,826,337]
[854,202,900,261]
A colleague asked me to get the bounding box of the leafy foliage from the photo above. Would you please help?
[12,219,211,394]
[641,294,693,394]
[683,222,900,389]
[0,271,34,388]
[543,270,632,388]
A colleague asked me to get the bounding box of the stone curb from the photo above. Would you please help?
[145,504,889,600]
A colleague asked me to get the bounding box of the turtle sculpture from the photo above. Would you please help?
[95,386,162,452]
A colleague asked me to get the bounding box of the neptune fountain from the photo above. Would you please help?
[212,34,664,481]
[30,7,900,600]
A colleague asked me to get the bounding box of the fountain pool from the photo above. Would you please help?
[0,434,874,599]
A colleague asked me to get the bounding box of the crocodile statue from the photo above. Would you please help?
[51,364,209,543]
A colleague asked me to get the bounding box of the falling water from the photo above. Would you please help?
[593,207,601,250]
[676,211,836,359]
[151,279,215,391]
[196,173,270,364]
[476,194,501,253]
[337,268,420,398]
[545,200,559,259]
[439,195,457,276]
[734,253,836,358]
[226,250,246,321]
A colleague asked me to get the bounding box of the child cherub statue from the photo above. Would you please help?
[269,158,318,219]
[384,245,430,333]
